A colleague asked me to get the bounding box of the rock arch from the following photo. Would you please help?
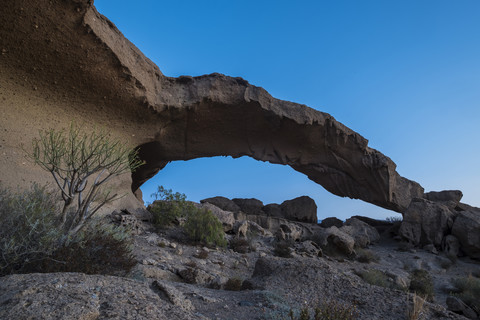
[0,0,423,214]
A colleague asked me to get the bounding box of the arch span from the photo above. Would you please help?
[132,74,424,213]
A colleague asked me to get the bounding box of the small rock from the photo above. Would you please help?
[170,243,177,249]
[238,301,255,307]
[142,258,157,266]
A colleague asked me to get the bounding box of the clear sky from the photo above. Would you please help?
[95,1,480,220]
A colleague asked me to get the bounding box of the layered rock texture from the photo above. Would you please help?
[0,0,426,214]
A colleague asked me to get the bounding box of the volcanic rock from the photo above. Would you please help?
[280,196,317,223]
[451,209,480,259]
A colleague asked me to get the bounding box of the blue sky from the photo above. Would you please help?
[96,1,480,220]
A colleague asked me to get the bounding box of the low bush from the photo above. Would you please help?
[452,275,480,313]
[184,208,227,247]
[225,277,243,291]
[409,269,434,300]
[356,249,379,264]
[0,184,62,276]
[274,239,294,258]
[149,186,196,228]
[356,269,392,289]
[289,300,358,320]
[230,237,251,254]
[43,221,136,276]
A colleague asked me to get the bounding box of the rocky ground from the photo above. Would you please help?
[1,199,479,320]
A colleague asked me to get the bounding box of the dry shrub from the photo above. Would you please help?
[274,239,293,258]
[356,249,379,264]
[42,221,136,276]
[409,270,434,300]
[225,277,243,291]
[357,269,392,289]
[289,300,358,320]
[452,275,480,313]
[407,293,426,320]
[230,237,250,253]
[196,249,209,259]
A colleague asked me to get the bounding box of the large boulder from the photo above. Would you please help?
[319,217,344,228]
[280,196,317,223]
[232,198,265,215]
[399,198,455,247]
[200,196,241,213]
[262,203,283,218]
[340,217,380,248]
[313,226,355,255]
[424,190,463,204]
[451,209,480,259]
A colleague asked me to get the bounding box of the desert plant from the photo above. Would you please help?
[406,293,426,320]
[40,220,136,275]
[195,249,209,259]
[0,184,63,276]
[356,248,379,264]
[184,208,227,247]
[274,239,294,258]
[225,277,243,291]
[29,124,143,237]
[149,186,196,228]
[357,269,392,289]
[452,275,480,313]
[409,270,434,300]
[289,300,358,320]
[230,237,251,253]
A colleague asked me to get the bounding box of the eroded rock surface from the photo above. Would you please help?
[0,0,425,214]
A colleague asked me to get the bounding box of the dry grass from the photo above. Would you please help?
[406,293,426,320]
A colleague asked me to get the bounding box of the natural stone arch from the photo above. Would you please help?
[131,74,424,213]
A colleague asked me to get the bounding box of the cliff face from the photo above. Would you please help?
[0,0,424,213]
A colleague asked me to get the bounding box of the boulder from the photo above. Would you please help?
[319,217,344,228]
[232,198,265,215]
[280,196,317,223]
[399,198,455,247]
[314,226,355,255]
[200,196,241,213]
[262,203,283,218]
[295,240,322,257]
[341,217,380,248]
[442,235,461,258]
[451,209,480,259]
[424,190,463,204]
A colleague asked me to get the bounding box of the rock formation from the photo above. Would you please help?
[0,0,425,215]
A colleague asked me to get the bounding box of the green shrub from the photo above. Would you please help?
[289,300,358,320]
[409,269,434,300]
[0,184,62,276]
[357,269,392,289]
[28,124,143,237]
[0,185,135,276]
[149,186,196,228]
[184,208,227,247]
[42,220,136,276]
[225,277,243,291]
[274,240,293,258]
[452,275,480,313]
[356,249,379,264]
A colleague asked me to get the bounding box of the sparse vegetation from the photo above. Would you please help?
[28,124,143,237]
[274,239,294,258]
[356,248,379,264]
[225,277,243,291]
[230,237,254,253]
[409,270,434,300]
[184,207,227,247]
[452,275,480,313]
[356,269,392,289]
[406,293,426,320]
[42,220,135,275]
[0,185,135,276]
[386,216,403,223]
[149,186,195,228]
[0,184,62,276]
[195,249,209,259]
[288,300,358,320]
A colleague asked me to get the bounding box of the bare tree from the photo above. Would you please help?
[30,124,144,236]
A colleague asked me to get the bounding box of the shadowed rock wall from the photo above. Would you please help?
[0,0,424,213]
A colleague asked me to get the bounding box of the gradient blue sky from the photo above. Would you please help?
[96,1,480,220]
